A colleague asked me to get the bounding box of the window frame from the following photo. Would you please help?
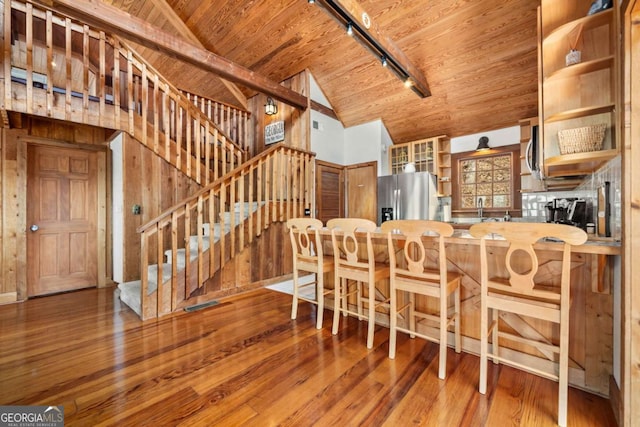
[451,144,521,218]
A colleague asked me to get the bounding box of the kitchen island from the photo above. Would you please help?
[310,224,620,396]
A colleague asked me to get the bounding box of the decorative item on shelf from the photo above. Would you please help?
[403,162,416,173]
[557,123,606,155]
[566,49,582,66]
[587,0,612,15]
[565,24,583,67]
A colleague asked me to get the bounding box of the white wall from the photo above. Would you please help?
[109,133,124,284]
[451,126,520,153]
[310,73,382,170]
[310,109,345,164]
[344,120,385,173]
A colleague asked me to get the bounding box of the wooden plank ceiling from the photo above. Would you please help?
[101,0,539,142]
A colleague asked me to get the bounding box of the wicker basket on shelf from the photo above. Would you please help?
[557,124,606,155]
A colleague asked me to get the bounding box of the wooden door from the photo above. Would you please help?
[27,145,98,296]
[315,160,344,224]
[346,161,377,222]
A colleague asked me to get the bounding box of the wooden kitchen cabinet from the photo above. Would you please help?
[388,135,450,196]
[436,137,451,197]
[539,1,620,180]
[389,143,412,175]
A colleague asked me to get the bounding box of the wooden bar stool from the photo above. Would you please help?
[327,218,390,349]
[286,218,334,330]
[469,222,587,427]
[381,219,462,379]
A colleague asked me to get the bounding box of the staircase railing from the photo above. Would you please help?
[3,0,244,185]
[183,92,251,158]
[136,143,315,320]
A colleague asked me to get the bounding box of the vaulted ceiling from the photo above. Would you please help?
[100,0,540,143]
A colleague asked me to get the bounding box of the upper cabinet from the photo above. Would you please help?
[539,0,619,180]
[388,135,451,196]
[389,138,435,174]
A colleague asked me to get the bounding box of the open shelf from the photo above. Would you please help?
[543,8,613,45]
[544,104,615,123]
[544,148,618,177]
[544,56,614,82]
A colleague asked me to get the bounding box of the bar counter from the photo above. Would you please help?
[310,223,620,396]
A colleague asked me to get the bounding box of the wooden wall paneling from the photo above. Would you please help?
[624,1,640,424]
[97,150,109,287]
[122,134,143,281]
[15,137,26,302]
[0,130,27,302]
[0,130,4,300]
[585,253,614,395]
[0,130,14,302]
[569,254,588,372]
[251,223,265,284]
[252,70,310,155]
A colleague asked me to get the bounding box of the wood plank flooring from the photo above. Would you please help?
[0,287,617,426]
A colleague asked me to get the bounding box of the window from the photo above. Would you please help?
[451,145,521,217]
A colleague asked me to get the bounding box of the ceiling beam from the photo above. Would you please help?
[146,0,248,110]
[29,0,308,110]
[314,0,431,98]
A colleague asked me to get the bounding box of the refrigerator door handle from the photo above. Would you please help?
[392,189,397,220]
[396,188,401,219]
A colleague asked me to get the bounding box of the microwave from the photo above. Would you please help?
[525,125,543,179]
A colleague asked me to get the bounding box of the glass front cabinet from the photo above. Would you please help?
[388,135,451,196]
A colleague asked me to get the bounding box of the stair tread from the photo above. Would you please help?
[119,201,266,317]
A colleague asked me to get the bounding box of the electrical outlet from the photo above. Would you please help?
[304,208,311,216]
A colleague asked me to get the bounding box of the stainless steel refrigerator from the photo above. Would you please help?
[377,172,438,225]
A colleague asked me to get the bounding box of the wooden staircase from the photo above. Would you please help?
[2,0,316,319]
[3,0,248,186]
[126,143,314,319]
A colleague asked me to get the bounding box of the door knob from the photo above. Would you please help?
[30,224,39,232]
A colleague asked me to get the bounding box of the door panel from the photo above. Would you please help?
[316,161,344,224]
[27,145,98,296]
[346,162,377,222]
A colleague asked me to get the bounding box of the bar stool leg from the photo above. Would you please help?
[332,276,341,335]
[366,280,375,349]
[316,273,324,330]
[291,269,299,320]
[389,287,398,359]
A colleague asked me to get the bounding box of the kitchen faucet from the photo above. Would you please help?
[477,197,483,219]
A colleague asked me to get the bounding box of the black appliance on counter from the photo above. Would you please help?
[545,198,590,229]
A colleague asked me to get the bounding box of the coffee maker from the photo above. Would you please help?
[566,199,588,228]
[545,199,566,223]
[545,198,590,229]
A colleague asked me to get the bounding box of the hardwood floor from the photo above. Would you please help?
[0,287,616,426]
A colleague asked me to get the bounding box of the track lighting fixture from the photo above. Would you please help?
[346,22,353,36]
[307,0,430,98]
